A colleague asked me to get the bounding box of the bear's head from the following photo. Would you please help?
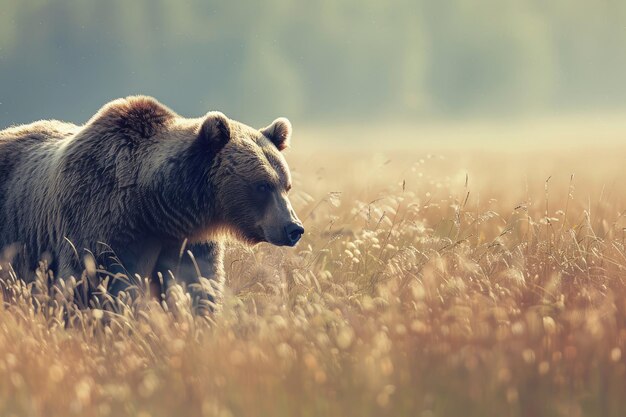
[198,112,304,247]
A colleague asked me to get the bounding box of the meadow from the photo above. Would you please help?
[0,120,625,417]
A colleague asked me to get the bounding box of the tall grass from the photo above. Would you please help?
[0,141,625,417]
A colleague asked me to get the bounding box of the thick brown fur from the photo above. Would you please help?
[0,96,301,310]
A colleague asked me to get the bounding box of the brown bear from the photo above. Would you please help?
[0,96,304,310]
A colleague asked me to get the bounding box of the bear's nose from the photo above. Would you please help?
[284,223,305,246]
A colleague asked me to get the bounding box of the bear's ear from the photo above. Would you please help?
[260,117,292,151]
[199,111,231,154]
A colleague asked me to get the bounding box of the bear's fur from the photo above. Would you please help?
[0,96,303,310]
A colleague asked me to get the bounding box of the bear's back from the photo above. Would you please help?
[0,120,77,185]
[0,120,78,175]
[0,121,78,240]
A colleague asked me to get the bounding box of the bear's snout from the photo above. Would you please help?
[284,222,305,246]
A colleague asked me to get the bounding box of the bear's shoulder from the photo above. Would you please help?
[86,96,176,140]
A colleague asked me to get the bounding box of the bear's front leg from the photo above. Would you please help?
[154,241,225,314]
[105,240,162,296]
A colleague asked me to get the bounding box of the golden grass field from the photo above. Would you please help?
[1,120,626,417]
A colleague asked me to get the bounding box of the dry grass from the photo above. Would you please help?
[1,127,626,417]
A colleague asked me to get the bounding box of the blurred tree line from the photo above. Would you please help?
[1,0,625,127]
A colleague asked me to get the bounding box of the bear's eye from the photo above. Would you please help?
[256,182,272,193]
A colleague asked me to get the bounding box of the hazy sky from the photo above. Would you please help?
[1,0,625,128]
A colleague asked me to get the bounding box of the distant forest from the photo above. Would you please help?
[1,0,625,126]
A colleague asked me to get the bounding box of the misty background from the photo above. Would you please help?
[1,0,625,129]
